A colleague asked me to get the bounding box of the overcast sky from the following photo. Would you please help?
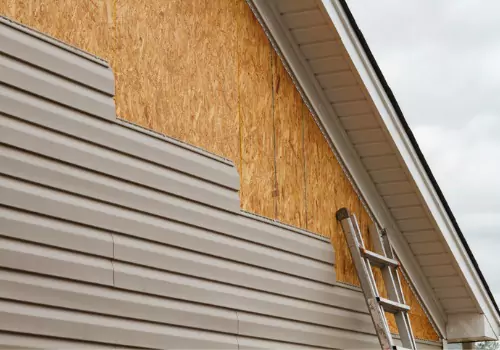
[347,0,500,305]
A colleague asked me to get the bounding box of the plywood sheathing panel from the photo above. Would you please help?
[115,1,192,144]
[191,0,239,163]
[273,52,306,228]
[304,106,337,248]
[238,2,275,217]
[400,270,440,341]
[0,0,114,62]
[115,0,239,164]
[304,108,371,286]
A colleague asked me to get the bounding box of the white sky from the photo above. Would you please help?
[347,0,500,305]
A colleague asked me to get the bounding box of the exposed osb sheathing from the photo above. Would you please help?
[1,0,438,341]
[115,0,240,165]
[237,2,275,218]
[304,106,370,286]
[400,270,440,341]
[273,52,306,228]
[0,0,113,62]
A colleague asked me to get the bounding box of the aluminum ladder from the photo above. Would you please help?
[336,207,417,350]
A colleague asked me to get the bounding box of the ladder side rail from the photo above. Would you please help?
[381,229,394,259]
[382,229,418,350]
[381,230,407,305]
[337,212,378,299]
[370,224,415,349]
[398,313,418,350]
[352,215,380,297]
[370,223,387,255]
[370,225,401,303]
[336,209,394,350]
[354,217,402,349]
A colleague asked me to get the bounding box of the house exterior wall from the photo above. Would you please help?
[0,0,438,342]
[0,0,376,284]
[0,18,404,349]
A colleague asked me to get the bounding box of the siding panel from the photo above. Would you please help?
[0,84,239,191]
[238,312,378,348]
[0,237,113,286]
[0,332,139,349]
[114,234,337,304]
[113,262,373,331]
[0,270,238,334]
[0,176,333,284]
[0,54,115,120]
[0,113,239,213]
[0,206,113,257]
[0,19,114,95]
[0,300,239,349]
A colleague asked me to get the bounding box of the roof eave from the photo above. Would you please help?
[330,0,500,331]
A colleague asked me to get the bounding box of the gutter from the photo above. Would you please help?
[338,0,500,316]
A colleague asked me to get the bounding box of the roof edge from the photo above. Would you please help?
[338,0,499,317]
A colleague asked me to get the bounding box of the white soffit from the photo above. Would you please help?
[248,0,500,339]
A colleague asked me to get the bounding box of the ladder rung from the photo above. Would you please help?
[360,248,399,268]
[376,297,410,314]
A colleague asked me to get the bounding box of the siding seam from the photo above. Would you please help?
[111,232,115,287]
[302,102,308,229]
[237,3,243,182]
[271,49,278,219]
[235,310,240,350]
